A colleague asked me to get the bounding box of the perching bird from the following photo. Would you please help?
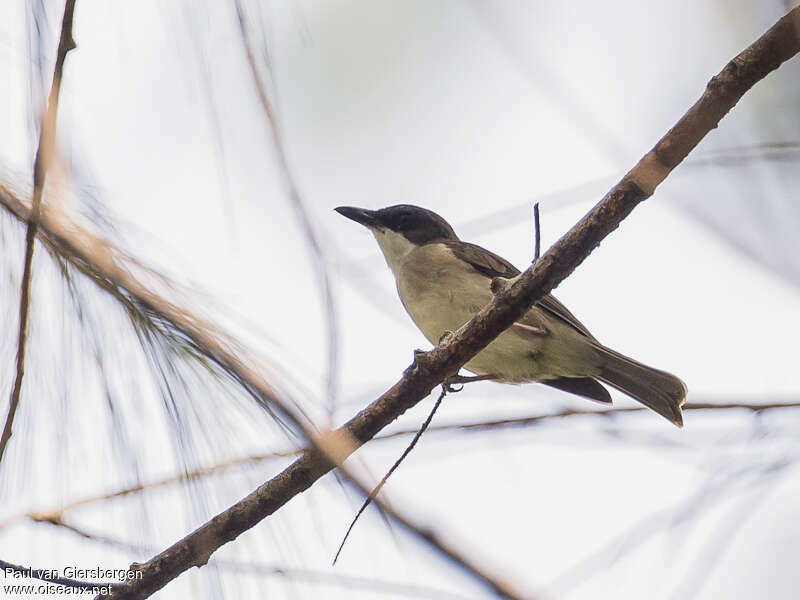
[335,204,687,426]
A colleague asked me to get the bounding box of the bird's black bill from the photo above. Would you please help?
[334,206,380,228]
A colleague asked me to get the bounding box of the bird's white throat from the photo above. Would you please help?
[370,227,418,276]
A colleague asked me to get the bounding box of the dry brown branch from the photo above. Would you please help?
[89,7,800,599]
[0,0,78,465]
[0,182,305,422]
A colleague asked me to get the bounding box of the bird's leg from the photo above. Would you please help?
[512,322,547,335]
[490,277,511,295]
[442,373,498,393]
[436,330,499,391]
[443,381,463,393]
[446,374,498,384]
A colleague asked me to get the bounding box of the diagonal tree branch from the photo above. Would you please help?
[85,7,800,599]
[0,6,796,600]
[0,0,78,465]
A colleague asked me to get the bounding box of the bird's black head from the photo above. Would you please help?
[335,204,458,245]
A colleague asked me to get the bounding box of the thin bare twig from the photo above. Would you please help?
[333,386,447,565]
[532,202,541,264]
[389,399,800,437]
[0,0,78,465]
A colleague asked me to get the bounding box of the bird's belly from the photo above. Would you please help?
[396,263,555,382]
[397,267,490,342]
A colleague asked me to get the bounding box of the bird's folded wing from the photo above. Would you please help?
[443,240,596,340]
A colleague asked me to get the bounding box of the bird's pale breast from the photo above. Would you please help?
[393,243,597,382]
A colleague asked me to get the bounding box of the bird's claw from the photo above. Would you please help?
[443,382,464,393]
[438,330,455,345]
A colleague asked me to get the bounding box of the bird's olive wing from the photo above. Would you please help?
[443,241,521,279]
[443,240,595,340]
[536,294,596,340]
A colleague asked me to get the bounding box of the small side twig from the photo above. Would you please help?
[0,0,78,465]
[532,202,541,264]
[332,387,447,565]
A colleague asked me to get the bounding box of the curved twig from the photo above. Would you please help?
[1,0,78,465]
[333,386,447,565]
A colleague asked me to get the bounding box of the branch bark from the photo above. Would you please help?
[0,0,78,464]
[87,7,800,599]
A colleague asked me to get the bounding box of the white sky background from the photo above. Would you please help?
[1,1,800,599]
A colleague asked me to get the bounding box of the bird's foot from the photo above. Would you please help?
[438,330,456,346]
[490,277,510,295]
[446,374,498,385]
[442,373,498,393]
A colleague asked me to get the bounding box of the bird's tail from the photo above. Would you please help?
[593,345,687,427]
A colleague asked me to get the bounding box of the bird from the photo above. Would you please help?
[335,204,687,426]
